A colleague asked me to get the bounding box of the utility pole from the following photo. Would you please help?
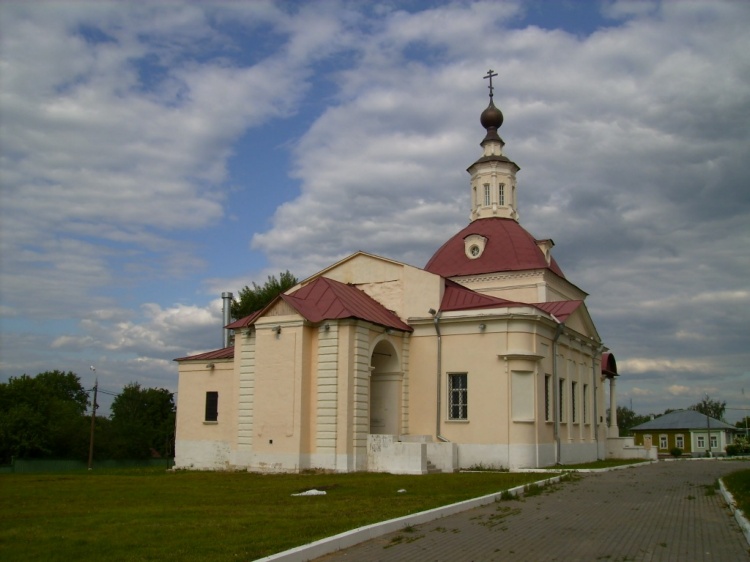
[88,367,98,470]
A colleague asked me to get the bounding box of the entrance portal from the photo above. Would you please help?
[369,339,401,435]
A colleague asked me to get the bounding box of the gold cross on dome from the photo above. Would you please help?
[484,69,498,97]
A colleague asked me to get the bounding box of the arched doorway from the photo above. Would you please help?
[369,339,402,435]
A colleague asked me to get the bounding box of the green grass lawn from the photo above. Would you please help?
[0,468,549,561]
[723,468,750,519]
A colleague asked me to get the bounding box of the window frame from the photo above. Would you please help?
[675,434,684,449]
[483,184,491,206]
[498,183,505,205]
[697,435,705,448]
[205,391,219,422]
[582,384,589,424]
[448,373,468,421]
[558,378,565,423]
[659,434,668,449]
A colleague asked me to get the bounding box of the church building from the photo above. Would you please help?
[174,72,624,473]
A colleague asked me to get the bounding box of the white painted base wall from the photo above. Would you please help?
[175,439,231,470]
[558,441,598,465]
[426,442,458,472]
[367,435,426,474]
[606,437,657,460]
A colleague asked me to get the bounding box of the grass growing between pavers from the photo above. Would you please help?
[723,468,750,518]
[0,467,548,561]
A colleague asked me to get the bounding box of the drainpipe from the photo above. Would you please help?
[430,309,449,442]
[222,292,233,348]
[551,316,565,465]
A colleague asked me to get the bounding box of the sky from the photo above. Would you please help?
[1,0,749,422]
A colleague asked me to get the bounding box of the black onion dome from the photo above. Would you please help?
[480,99,504,130]
[480,99,503,144]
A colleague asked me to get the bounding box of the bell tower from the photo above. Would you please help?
[468,70,520,222]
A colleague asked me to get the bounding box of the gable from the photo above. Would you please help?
[296,251,444,321]
[536,300,600,342]
[280,277,412,331]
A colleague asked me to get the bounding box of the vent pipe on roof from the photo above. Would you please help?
[222,292,233,348]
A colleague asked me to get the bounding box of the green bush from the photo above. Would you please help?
[726,436,750,457]
[670,447,683,457]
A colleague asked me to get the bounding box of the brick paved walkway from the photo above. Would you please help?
[315,460,750,562]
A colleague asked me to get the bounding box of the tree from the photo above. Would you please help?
[0,370,90,463]
[231,271,298,320]
[613,405,651,436]
[109,383,176,459]
[735,417,750,434]
[689,395,727,421]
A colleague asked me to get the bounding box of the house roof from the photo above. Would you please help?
[631,409,736,431]
[174,346,234,362]
[424,217,565,278]
[280,277,413,332]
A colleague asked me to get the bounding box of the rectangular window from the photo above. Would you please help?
[448,373,468,420]
[483,184,491,206]
[544,375,552,421]
[697,435,705,448]
[583,384,589,423]
[498,183,505,205]
[659,434,668,449]
[676,435,684,449]
[710,435,718,449]
[558,379,565,422]
[205,391,218,422]
[571,381,578,423]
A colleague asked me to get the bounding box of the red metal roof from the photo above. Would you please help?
[440,279,518,311]
[534,300,583,324]
[281,277,413,332]
[225,309,262,330]
[174,346,234,362]
[425,217,565,278]
[440,279,583,322]
[601,352,618,376]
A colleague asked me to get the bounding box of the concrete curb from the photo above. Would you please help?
[718,477,750,547]
[515,460,657,473]
[256,474,564,562]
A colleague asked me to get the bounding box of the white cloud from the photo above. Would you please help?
[666,385,692,397]
[2,1,749,423]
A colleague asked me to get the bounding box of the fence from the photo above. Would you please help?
[0,457,174,474]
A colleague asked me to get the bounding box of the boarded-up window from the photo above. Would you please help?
[512,371,534,421]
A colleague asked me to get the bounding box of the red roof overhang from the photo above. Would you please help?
[174,346,234,362]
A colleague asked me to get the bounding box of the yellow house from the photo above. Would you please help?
[174,79,625,472]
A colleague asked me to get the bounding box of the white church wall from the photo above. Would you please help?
[426,441,458,472]
[175,439,231,470]
[559,441,599,465]
[367,434,426,475]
